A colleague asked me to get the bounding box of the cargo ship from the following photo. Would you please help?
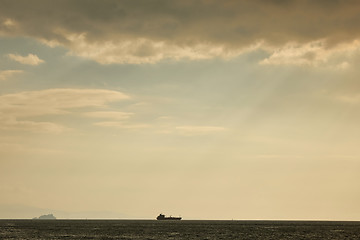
[156,213,181,220]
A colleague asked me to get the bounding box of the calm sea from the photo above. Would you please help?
[1,220,360,239]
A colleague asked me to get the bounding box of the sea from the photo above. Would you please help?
[1,219,360,239]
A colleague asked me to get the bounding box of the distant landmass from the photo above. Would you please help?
[33,214,56,220]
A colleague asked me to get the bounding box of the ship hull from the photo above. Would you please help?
[157,217,181,220]
[156,214,181,220]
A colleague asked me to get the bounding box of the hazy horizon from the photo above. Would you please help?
[2,0,360,221]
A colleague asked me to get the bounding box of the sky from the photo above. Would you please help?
[1,0,360,220]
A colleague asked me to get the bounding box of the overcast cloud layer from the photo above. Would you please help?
[1,0,360,64]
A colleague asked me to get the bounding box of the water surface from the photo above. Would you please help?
[1,220,360,239]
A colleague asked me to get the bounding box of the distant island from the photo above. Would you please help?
[33,214,56,220]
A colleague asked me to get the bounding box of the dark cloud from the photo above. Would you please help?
[1,0,359,63]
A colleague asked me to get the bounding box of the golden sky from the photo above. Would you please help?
[1,0,360,220]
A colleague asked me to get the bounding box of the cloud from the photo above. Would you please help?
[0,88,129,117]
[2,18,15,28]
[94,121,149,129]
[0,117,67,133]
[63,35,250,64]
[1,0,360,64]
[84,111,150,129]
[8,53,44,65]
[0,70,23,80]
[84,111,133,120]
[260,40,360,67]
[175,126,226,136]
[0,88,130,133]
[260,41,327,66]
[0,142,65,155]
[335,95,360,104]
[335,61,350,70]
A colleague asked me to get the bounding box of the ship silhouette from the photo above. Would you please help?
[156,213,181,220]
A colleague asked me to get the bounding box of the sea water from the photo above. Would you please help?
[1,219,360,239]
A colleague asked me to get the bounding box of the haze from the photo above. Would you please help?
[1,0,360,220]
